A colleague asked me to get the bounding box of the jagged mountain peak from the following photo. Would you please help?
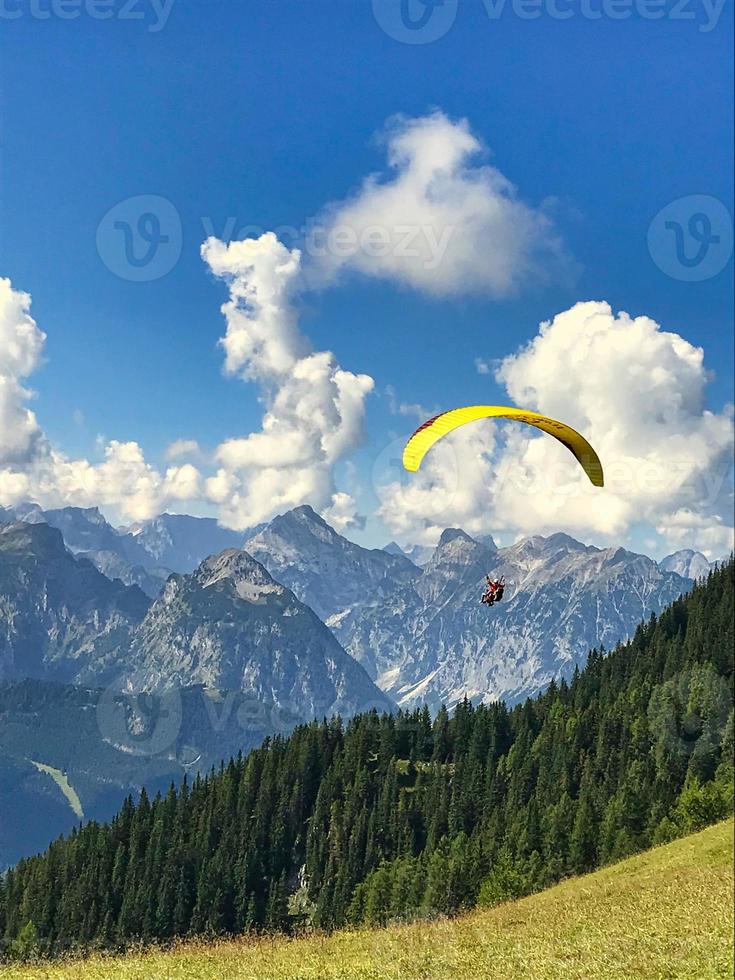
[320,526,693,709]
[244,507,420,622]
[195,548,285,600]
[5,501,45,523]
[290,503,325,523]
[602,545,641,566]
[501,532,595,570]
[124,513,245,572]
[437,527,475,547]
[427,528,491,571]
[543,531,591,552]
[199,546,263,574]
[46,504,107,524]
[129,545,392,718]
[266,504,340,548]
[0,523,150,686]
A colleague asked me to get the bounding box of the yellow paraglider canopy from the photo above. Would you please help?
[403,405,604,487]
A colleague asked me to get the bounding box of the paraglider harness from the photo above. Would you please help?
[481,575,505,607]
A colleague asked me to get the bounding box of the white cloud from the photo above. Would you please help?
[377,422,494,545]
[377,301,734,556]
[310,111,573,297]
[164,438,201,462]
[2,111,730,559]
[0,278,46,465]
[202,234,307,378]
[201,233,374,530]
[163,463,202,501]
[0,246,372,532]
[324,491,366,532]
[0,279,203,523]
[25,441,180,523]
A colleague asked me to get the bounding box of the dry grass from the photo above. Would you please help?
[4,819,733,980]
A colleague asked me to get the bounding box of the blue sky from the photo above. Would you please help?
[0,0,733,555]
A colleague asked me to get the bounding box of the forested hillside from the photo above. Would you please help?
[1,560,732,960]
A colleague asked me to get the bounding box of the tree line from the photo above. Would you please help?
[1,559,732,959]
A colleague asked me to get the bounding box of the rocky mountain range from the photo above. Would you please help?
[0,504,248,598]
[123,513,247,575]
[0,500,713,870]
[0,503,705,711]
[245,507,693,710]
[0,517,387,719]
[0,513,390,868]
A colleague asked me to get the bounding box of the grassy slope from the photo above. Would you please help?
[5,819,733,980]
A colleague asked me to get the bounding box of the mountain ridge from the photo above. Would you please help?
[246,508,693,709]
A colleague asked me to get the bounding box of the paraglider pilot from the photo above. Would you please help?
[481,575,505,606]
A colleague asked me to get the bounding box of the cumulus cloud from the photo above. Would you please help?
[324,491,366,532]
[310,111,573,297]
[200,233,374,529]
[0,278,46,465]
[377,302,734,557]
[3,111,730,558]
[1,239,372,532]
[0,279,203,522]
[164,439,202,462]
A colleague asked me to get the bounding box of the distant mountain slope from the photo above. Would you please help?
[245,510,692,708]
[659,549,715,580]
[341,531,692,708]
[0,677,297,869]
[0,528,390,869]
[243,505,419,621]
[123,513,247,573]
[2,505,254,597]
[127,547,392,719]
[0,505,166,597]
[0,522,150,685]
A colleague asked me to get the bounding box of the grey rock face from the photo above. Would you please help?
[336,532,691,709]
[126,547,392,720]
[123,513,248,573]
[659,549,714,581]
[5,505,258,597]
[0,522,150,685]
[243,505,419,622]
